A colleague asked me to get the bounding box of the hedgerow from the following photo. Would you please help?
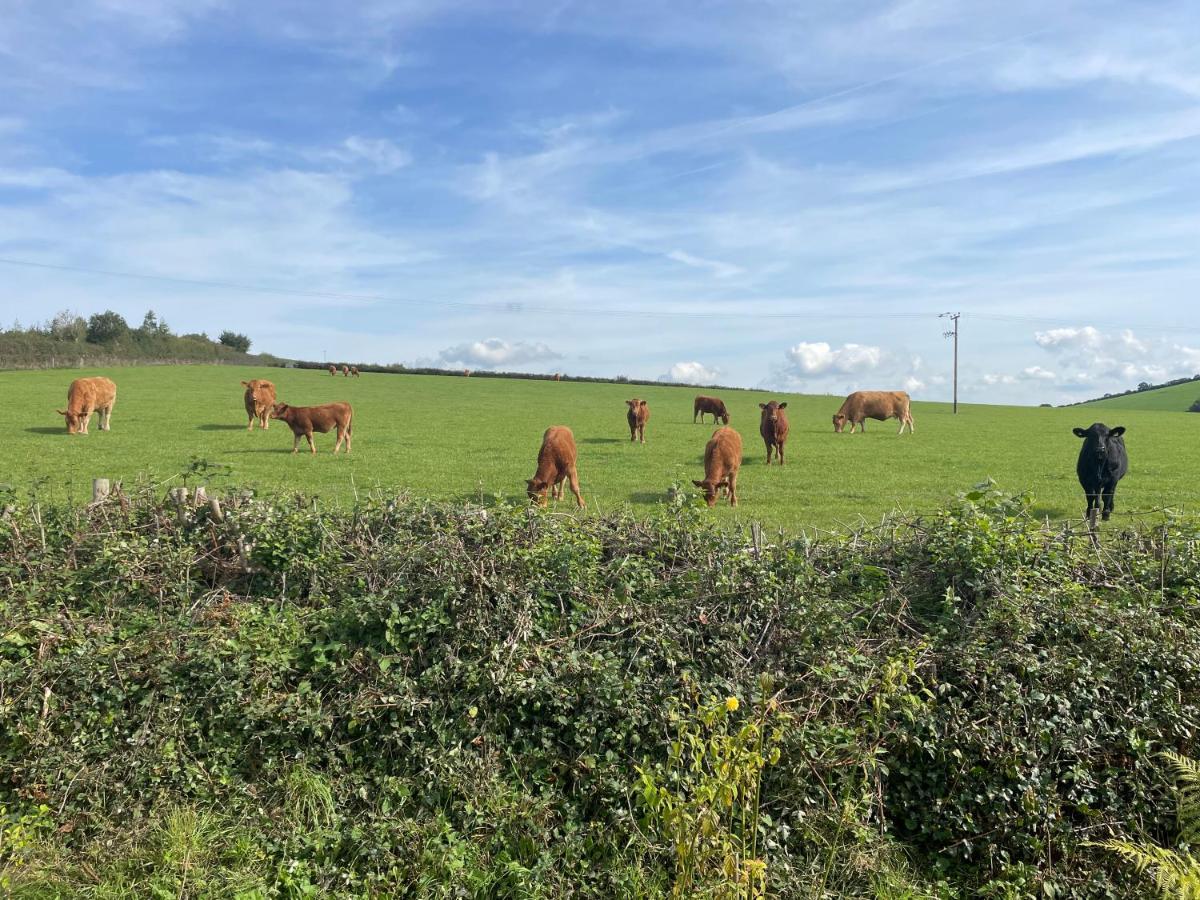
[1,484,1199,897]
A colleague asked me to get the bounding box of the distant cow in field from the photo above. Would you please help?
[57,376,117,435]
[463,369,471,378]
[526,426,584,508]
[270,401,354,454]
[554,373,562,382]
[693,395,730,425]
[1074,423,1128,527]
[328,364,337,376]
[758,401,789,465]
[693,426,742,507]
[626,399,649,444]
[833,391,914,435]
[342,365,351,377]
[350,366,360,377]
[241,379,276,431]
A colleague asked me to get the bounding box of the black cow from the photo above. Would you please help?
[1073,423,1128,526]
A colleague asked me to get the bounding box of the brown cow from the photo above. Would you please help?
[758,400,789,465]
[57,376,117,435]
[693,427,742,507]
[554,373,562,382]
[241,379,276,431]
[693,395,730,425]
[625,399,649,444]
[269,401,354,454]
[463,369,471,378]
[350,366,360,377]
[328,364,337,376]
[526,426,584,508]
[832,390,914,435]
[342,364,351,377]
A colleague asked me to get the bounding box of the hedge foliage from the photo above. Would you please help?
[2,485,1199,897]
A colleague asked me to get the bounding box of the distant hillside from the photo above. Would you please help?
[1080,377,1200,412]
[0,308,286,370]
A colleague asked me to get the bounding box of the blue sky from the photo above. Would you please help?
[2,0,1198,404]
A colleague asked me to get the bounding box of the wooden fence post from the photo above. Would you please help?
[92,478,111,503]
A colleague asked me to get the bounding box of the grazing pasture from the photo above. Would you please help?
[1,364,1197,529]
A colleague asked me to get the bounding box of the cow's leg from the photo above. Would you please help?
[1102,486,1116,521]
[102,404,112,431]
[344,422,352,453]
[567,466,585,508]
[640,425,646,444]
[307,431,317,454]
[778,442,785,466]
[292,433,300,454]
[333,428,342,454]
[727,471,738,507]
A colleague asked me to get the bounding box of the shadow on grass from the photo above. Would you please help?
[24,427,65,435]
[223,447,297,455]
[197,424,247,431]
[580,437,624,444]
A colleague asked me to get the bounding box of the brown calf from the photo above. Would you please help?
[350,366,360,377]
[270,401,354,454]
[526,426,584,508]
[693,395,730,425]
[342,364,351,377]
[57,376,117,435]
[328,364,337,376]
[833,390,914,435]
[758,400,789,465]
[693,427,742,507]
[242,379,277,431]
[625,399,650,443]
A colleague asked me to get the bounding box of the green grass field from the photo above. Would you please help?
[3,364,1196,531]
[1083,377,1200,411]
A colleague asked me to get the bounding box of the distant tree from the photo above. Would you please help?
[136,310,171,337]
[219,330,252,353]
[48,309,87,342]
[1137,381,1152,392]
[86,310,129,344]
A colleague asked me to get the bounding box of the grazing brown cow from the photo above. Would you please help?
[526,426,585,508]
[693,395,730,425]
[241,379,276,431]
[758,401,789,465]
[57,376,117,435]
[342,364,351,377]
[463,369,471,378]
[626,399,650,444]
[833,391,914,435]
[328,364,337,376]
[270,401,354,454]
[350,366,360,377]
[693,427,742,507]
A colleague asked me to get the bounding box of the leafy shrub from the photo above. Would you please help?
[1,489,1199,896]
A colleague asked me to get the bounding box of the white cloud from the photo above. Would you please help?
[323,136,411,174]
[659,361,722,384]
[1022,365,1057,380]
[982,373,1017,385]
[665,249,743,279]
[435,338,561,369]
[784,341,883,376]
[1034,325,1104,350]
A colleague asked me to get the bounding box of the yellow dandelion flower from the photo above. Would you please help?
[725,696,739,712]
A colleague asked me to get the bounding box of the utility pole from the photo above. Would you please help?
[940,312,960,414]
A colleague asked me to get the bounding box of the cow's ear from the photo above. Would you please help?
[758,403,766,409]
[241,381,249,386]
[778,402,787,409]
[692,480,707,488]
[1110,426,1126,437]
[1073,428,1088,438]
[56,409,67,416]
[640,400,647,407]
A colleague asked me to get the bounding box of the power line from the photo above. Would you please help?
[0,256,936,322]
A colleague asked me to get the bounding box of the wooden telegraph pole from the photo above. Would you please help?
[940,312,960,414]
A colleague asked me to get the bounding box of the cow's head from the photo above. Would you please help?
[759,401,787,424]
[269,402,290,420]
[526,478,550,506]
[691,478,727,508]
[832,413,848,433]
[1073,423,1126,460]
[57,409,82,434]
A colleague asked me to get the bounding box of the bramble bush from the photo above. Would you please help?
[1,484,1199,896]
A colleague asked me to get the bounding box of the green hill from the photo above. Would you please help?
[1082,378,1200,412]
